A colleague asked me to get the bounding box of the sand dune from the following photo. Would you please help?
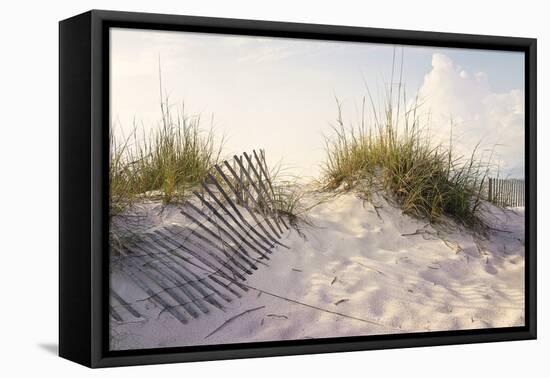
[110,192,524,350]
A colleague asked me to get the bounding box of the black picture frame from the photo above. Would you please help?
[59,9,537,368]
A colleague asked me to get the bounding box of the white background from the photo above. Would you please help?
[0,0,546,376]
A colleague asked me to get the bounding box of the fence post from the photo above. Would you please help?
[498,179,502,206]
[512,180,515,206]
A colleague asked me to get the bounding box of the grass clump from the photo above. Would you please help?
[267,166,310,227]
[110,100,223,217]
[323,94,493,230]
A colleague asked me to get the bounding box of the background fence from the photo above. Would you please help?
[487,177,525,207]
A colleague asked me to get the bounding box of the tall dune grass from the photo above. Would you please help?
[323,94,494,229]
[110,100,223,216]
[110,98,305,226]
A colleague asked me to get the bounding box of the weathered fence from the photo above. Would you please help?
[487,177,525,207]
[109,149,290,325]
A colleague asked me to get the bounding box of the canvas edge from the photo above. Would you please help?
[59,10,94,367]
[57,9,537,369]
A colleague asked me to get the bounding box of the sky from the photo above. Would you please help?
[110,28,525,179]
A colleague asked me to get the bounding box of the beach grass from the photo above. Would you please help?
[110,100,223,217]
[267,166,311,227]
[323,94,494,230]
[109,99,307,227]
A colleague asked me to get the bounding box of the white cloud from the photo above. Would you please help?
[417,53,524,177]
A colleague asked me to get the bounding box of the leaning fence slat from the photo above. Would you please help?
[194,190,270,260]
[231,157,283,238]
[201,182,273,256]
[238,157,246,206]
[224,160,282,239]
[206,172,275,250]
[242,152,284,234]
[181,202,257,268]
[253,149,290,230]
[214,165,282,247]
[254,150,275,198]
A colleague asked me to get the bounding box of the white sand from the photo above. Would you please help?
[110,193,525,350]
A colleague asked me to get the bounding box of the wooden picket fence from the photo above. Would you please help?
[487,177,525,207]
[109,149,290,325]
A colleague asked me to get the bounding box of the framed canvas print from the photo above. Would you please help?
[59,10,536,368]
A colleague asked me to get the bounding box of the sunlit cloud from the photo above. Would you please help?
[418,53,524,177]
